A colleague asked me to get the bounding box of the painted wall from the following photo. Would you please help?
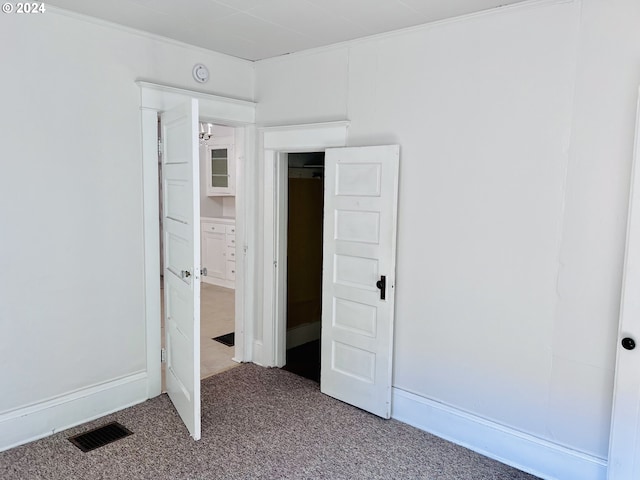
[255,0,640,461]
[0,10,253,417]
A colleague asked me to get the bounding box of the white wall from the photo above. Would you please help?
[0,8,253,440]
[255,0,640,466]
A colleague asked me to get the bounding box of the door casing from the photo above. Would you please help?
[259,122,349,368]
[139,81,256,398]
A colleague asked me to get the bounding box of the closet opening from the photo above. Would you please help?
[281,152,325,382]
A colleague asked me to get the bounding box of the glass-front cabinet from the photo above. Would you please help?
[206,144,235,196]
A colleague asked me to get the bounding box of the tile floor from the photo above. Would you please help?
[161,282,238,388]
[199,283,238,379]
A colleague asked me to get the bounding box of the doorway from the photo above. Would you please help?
[158,119,240,387]
[198,122,239,379]
[281,152,325,382]
[140,82,257,437]
[262,127,400,419]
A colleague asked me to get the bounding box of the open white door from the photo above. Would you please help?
[608,90,640,479]
[320,145,399,418]
[162,99,201,440]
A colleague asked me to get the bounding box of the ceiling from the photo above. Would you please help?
[47,0,529,61]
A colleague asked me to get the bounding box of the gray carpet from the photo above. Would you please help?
[0,364,539,479]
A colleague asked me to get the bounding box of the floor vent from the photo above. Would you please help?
[68,422,133,452]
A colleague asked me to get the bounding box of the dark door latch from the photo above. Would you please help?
[376,275,386,300]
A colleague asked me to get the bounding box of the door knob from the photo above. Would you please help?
[622,337,636,350]
[181,270,191,279]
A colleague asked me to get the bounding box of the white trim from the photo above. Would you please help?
[392,388,607,480]
[259,121,349,367]
[236,125,257,363]
[275,151,289,367]
[0,372,147,452]
[262,149,278,367]
[261,121,350,150]
[141,108,162,398]
[137,81,255,125]
[48,6,253,66]
[252,341,264,367]
[286,321,321,350]
[140,82,256,394]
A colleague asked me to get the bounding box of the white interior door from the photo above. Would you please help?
[162,99,201,440]
[320,145,400,418]
[608,89,640,479]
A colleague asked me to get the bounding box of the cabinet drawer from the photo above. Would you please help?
[226,246,236,260]
[226,225,235,234]
[226,261,236,280]
[226,234,236,247]
[202,222,226,234]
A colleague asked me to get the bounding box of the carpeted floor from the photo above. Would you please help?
[0,364,539,479]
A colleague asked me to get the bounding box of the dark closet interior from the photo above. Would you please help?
[282,152,325,382]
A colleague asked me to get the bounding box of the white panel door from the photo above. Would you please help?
[320,145,399,419]
[162,99,201,440]
[608,90,640,479]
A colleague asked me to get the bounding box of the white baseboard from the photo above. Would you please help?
[286,321,321,349]
[391,388,607,480]
[0,371,148,452]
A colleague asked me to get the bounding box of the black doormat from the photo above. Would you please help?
[68,421,133,452]
[212,332,234,347]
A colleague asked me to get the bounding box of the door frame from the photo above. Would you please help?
[258,121,349,367]
[138,81,256,398]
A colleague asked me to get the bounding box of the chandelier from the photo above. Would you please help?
[199,122,213,144]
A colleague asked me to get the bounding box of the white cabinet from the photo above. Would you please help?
[205,144,235,196]
[201,218,235,289]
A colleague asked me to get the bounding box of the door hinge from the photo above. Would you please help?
[161,348,167,363]
[158,140,164,155]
